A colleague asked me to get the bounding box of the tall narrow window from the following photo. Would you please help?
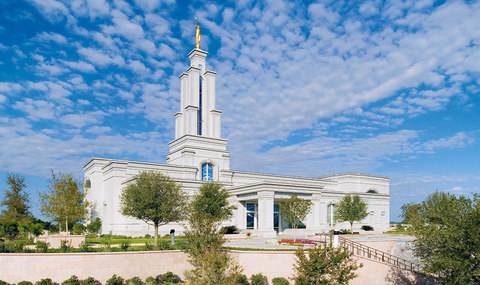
[202,163,212,181]
[274,203,280,232]
[246,203,256,229]
[197,74,202,135]
[327,204,336,227]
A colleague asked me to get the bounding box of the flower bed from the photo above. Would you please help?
[278,239,317,246]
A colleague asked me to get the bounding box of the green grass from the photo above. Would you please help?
[85,237,155,244]
[384,229,412,235]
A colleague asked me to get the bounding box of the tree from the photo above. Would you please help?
[406,191,480,284]
[87,217,102,235]
[279,194,312,230]
[0,220,20,240]
[1,173,30,222]
[120,171,187,249]
[400,202,421,225]
[335,194,369,234]
[293,245,361,285]
[184,182,241,284]
[39,172,90,233]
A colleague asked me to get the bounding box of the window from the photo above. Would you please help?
[246,203,256,229]
[202,163,213,181]
[367,189,378,194]
[274,203,280,232]
[327,204,336,227]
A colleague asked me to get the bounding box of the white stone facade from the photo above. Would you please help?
[83,48,390,238]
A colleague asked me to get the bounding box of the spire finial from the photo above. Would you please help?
[195,17,201,49]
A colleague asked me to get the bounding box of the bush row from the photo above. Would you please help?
[0,239,193,253]
[0,272,181,285]
[0,273,290,285]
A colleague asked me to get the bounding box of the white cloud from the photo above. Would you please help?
[86,0,110,18]
[421,132,474,154]
[85,126,112,134]
[62,60,96,72]
[106,9,145,40]
[28,0,69,22]
[0,94,6,103]
[32,32,67,44]
[78,47,125,67]
[13,99,57,120]
[60,111,106,128]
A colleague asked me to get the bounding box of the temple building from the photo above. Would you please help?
[83,46,390,238]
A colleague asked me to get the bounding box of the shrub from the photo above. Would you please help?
[18,282,33,285]
[144,242,153,251]
[106,275,124,285]
[250,273,268,285]
[361,225,374,231]
[36,278,53,285]
[0,221,20,240]
[125,277,143,285]
[120,241,131,251]
[173,240,191,250]
[272,277,289,285]
[220,225,239,234]
[294,245,360,284]
[72,224,86,235]
[144,277,156,285]
[81,277,100,285]
[62,275,81,285]
[235,274,249,285]
[35,241,49,253]
[0,280,8,285]
[101,237,112,251]
[79,241,93,252]
[87,218,102,235]
[156,272,180,284]
[60,239,72,253]
[0,240,24,253]
[157,240,170,250]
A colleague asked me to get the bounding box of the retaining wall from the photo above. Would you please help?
[0,242,417,284]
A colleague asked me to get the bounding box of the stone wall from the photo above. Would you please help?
[0,247,418,284]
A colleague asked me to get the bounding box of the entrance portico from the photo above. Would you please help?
[229,182,326,238]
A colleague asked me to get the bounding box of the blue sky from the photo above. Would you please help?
[0,0,479,222]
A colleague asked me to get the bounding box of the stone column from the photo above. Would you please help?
[257,191,276,238]
[307,193,322,233]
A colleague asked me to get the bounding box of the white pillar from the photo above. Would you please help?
[307,194,322,233]
[257,191,276,238]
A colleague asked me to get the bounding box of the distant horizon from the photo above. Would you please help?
[1,0,479,223]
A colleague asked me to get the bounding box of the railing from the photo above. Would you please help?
[316,234,421,272]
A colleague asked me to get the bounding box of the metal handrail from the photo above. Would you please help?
[316,234,421,272]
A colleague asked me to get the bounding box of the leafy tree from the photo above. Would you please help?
[407,191,480,284]
[293,245,360,285]
[279,194,312,230]
[335,194,369,234]
[39,172,90,233]
[120,171,187,249]
[184,182,242,284]
[86,217,102,235]
[400,202,421,225]
[1,173,30,223]
[0,220,19,240]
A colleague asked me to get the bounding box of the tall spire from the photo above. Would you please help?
[195,17,201,49]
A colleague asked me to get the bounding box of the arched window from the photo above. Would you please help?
[367,189,378,194]
[327,204,336,227]
[202,163,213,181]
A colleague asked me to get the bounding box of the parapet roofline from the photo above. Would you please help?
[318,173,390,181]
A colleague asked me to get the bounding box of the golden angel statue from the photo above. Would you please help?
[195,17,201,49]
